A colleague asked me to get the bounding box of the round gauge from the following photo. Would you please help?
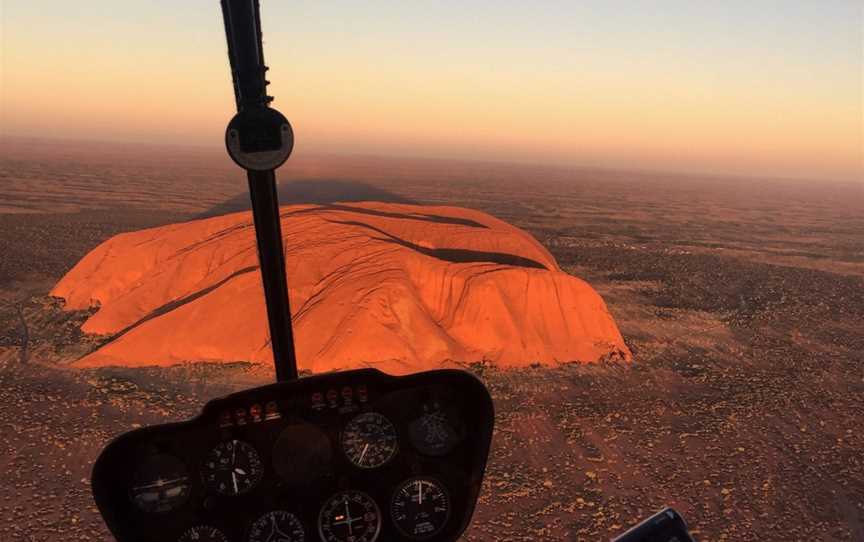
[391,477,451,539]
[318,490,381,542]
[273,423,333,486]
[341,412,398,469]
[408,405,458,456]
[178,525,228,542]
[248,511,305,542]
[129,453,191,513]
[202,440,263,496]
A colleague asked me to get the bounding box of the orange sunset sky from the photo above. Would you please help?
[1,1,862,181]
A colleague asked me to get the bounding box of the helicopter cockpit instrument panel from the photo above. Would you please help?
[92,369,494,542]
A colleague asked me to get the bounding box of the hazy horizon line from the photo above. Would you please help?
[1,134,860,188]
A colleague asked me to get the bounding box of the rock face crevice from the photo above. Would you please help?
[51,202,631,373]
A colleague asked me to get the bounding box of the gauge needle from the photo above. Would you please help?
[345,499,354,535]
[330,499,357,534]
[418,481,424,505]
[358,443,370,464]
[270,514,290,542]
[230,440,239,494]
[268,515,278,541]
[135,476,188,490]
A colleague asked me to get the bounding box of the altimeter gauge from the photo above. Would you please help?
[391,477,451,539]
[341,412,398,469]
[202,440,264,495]
[318,490,381,542]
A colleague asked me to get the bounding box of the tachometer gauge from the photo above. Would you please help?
[202,440,263,495]
[341,412,398,469]
[318,490,381,542]
[129,453,191,513]
[248,511,305,542]
[391,477,450,539]
[178,525,228,542]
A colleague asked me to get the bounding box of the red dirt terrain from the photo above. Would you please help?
[0,139,862,541]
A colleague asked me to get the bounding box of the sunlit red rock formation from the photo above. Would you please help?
[51,203,630,373]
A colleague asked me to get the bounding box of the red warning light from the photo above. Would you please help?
[311,392,325,411]
[249,403,263,422]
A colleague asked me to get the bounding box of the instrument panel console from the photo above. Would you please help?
[92,369,494,542]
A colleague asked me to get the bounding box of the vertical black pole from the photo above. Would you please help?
[221,0,298,381]
[247,170,298,381]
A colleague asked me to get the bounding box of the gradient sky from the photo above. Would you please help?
[2,1,862,181]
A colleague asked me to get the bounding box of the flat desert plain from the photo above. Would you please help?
[1,138,862,541]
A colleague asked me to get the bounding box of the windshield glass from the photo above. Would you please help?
[1,2,862,541]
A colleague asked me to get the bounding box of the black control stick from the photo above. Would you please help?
[612,508,696,542]
[220,0,298,382]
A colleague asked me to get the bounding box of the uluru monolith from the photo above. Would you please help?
[52,202,630,373]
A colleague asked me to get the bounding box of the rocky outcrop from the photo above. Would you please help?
[52,203,630,373]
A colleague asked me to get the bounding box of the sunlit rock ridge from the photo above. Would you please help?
[52,203,631,373]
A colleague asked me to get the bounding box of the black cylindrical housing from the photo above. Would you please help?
[246,169,299,382]
[221,0,271,110]
[221,0,299,382]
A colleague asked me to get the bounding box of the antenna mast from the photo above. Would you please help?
[220,0,298,381]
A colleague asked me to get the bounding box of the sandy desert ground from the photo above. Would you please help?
[0,138,862,541]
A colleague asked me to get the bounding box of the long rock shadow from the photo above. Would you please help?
[197,179,417,219]
[281,203,488,229]
[94,265,260,350]
[83,213,546,356]
[327,219,548,270]
[198,178,488,229]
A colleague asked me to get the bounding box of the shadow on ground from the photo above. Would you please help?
[197,179,416,219]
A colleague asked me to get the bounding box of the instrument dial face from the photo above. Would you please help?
[408,404,458,456]
[272,423,333,485]
[391,478,451,540]
[202,440,263,496]
[178,525,229,542]
[341,412,398,469]
[129,453,191,513]
[248,511,305,542]
[318,490,381,542]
